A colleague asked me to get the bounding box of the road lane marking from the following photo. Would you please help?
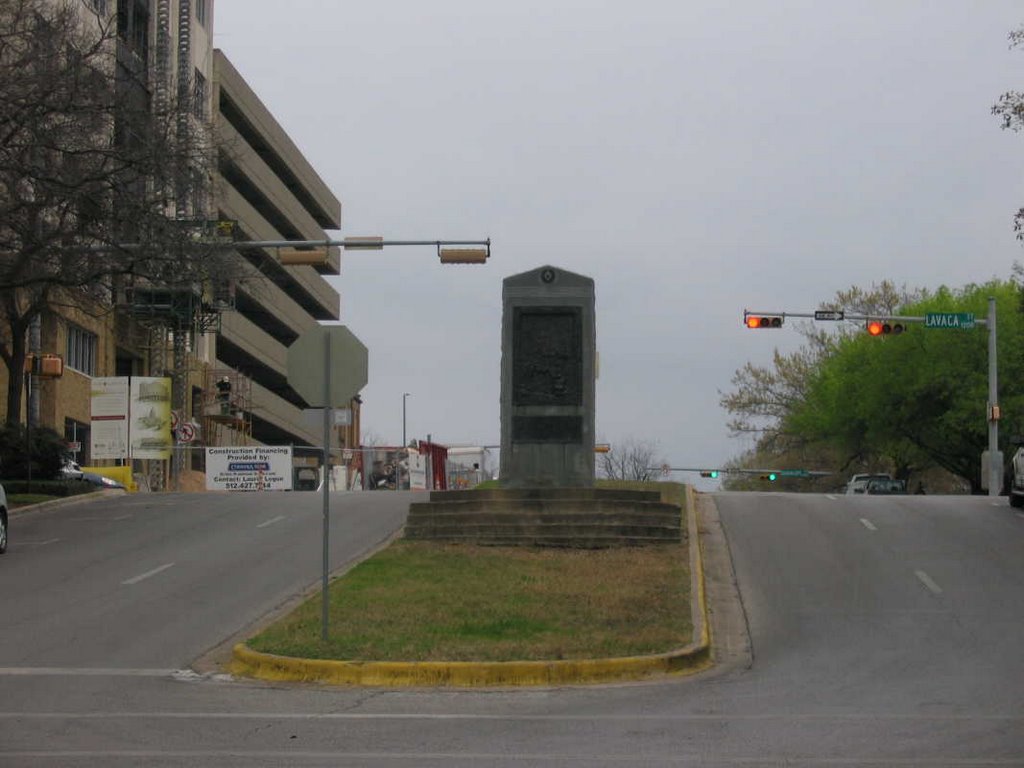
[1016,513,1024,521]
[20,538,60,547]
[4,711,1023,722]
[915,570,943,595]
[256,515,286,529]
[0,667,175,677]
[122,562,175,585]
[859,518,877,531]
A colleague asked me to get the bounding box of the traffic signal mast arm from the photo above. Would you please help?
[653,467,831,478]
[743,309,989,327]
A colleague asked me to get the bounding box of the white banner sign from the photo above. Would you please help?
[130,377,172,460]
[90,377,129,460]
[205,446,294,491]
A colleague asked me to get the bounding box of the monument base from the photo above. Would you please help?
[405,487,683,548]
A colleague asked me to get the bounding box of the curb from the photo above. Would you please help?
[9,488,127,518]
[230,484,712,687]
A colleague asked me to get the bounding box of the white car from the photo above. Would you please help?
[0,482,7,554]
[845,473,893,494]
[61,460,84,480]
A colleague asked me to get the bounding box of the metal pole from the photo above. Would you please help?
[402,393,408,448]
[988,297,1000,497]
[321,329,332,642]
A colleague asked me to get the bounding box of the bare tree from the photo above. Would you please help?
[599,438,663,482]
[719,281,928,449]
[993,24,1024,240]
[0,0,235,423]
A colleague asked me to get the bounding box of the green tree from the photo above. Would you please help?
[721,281,927,459]
[787,280,1024,492]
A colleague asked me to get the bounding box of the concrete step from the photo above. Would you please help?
[405,495,683,548]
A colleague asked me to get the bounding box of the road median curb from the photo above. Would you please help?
[230,484,712,687]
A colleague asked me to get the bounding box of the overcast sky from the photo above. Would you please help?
[215,1,1024,482]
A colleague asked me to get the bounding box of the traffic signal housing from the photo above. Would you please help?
[745,314,783,329]
[699,470,719,478]
[759,473,778,482]
[439,248,488,264]
[866,320,905,336]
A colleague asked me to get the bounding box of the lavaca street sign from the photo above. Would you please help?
[924,312,975,330]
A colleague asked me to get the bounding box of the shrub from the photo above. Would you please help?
[0,424,68,480]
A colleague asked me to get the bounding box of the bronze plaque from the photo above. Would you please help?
[512,308,582,407]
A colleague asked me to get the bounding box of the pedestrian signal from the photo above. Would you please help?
[866,320,905,336]
[745,315,783,329]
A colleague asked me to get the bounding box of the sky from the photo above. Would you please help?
[214,1,1024,484]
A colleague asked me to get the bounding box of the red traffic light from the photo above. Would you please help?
[866,320,904,336]
[745,315,783,329]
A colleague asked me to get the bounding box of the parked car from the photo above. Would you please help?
[0,482,7,554]
[865,478,907,495]
[61,459,84,480]
[1010,438,1024,508]
[845,473,893,494]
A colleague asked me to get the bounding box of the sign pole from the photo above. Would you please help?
[988,297,1000,497]
[322,329,332,643]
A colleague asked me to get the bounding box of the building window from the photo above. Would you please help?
[66,323,98,376]
[195,0,208,28]
[193,69,207,121]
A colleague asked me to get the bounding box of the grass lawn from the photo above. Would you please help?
[247,482,692,663]
[8,493,61,508]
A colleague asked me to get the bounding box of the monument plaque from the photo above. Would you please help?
[500,266,595,487]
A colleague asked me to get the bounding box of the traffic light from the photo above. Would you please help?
[439,248,488,264]
[759,473,778,481]
[279,247,329,266]
[866,320,905,336]
[699,470,719,478]
[745,315,783,329]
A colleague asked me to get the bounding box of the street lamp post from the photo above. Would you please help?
[402,392,411,491]
[402,392,410,449]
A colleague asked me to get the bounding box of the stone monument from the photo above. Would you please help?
[499,266,595,487]
[404,265,683,547]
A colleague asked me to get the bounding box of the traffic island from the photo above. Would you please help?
[229,484,710,688]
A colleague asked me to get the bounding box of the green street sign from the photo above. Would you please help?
[777,469,810,478]
[924,312,975,330]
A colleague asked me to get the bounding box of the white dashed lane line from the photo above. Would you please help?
[859,518,877,531]
[915,570,943,595]
[122,563,175,586]
[256,515,286,529]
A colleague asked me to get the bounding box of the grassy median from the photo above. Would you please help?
[247,482,692,663]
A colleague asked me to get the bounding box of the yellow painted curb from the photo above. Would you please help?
[231,484,712,687]
[231,639,710,687]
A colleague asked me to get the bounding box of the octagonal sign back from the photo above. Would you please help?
[287,325,369,408]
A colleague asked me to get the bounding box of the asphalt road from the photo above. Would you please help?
[1,490,1022,766]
